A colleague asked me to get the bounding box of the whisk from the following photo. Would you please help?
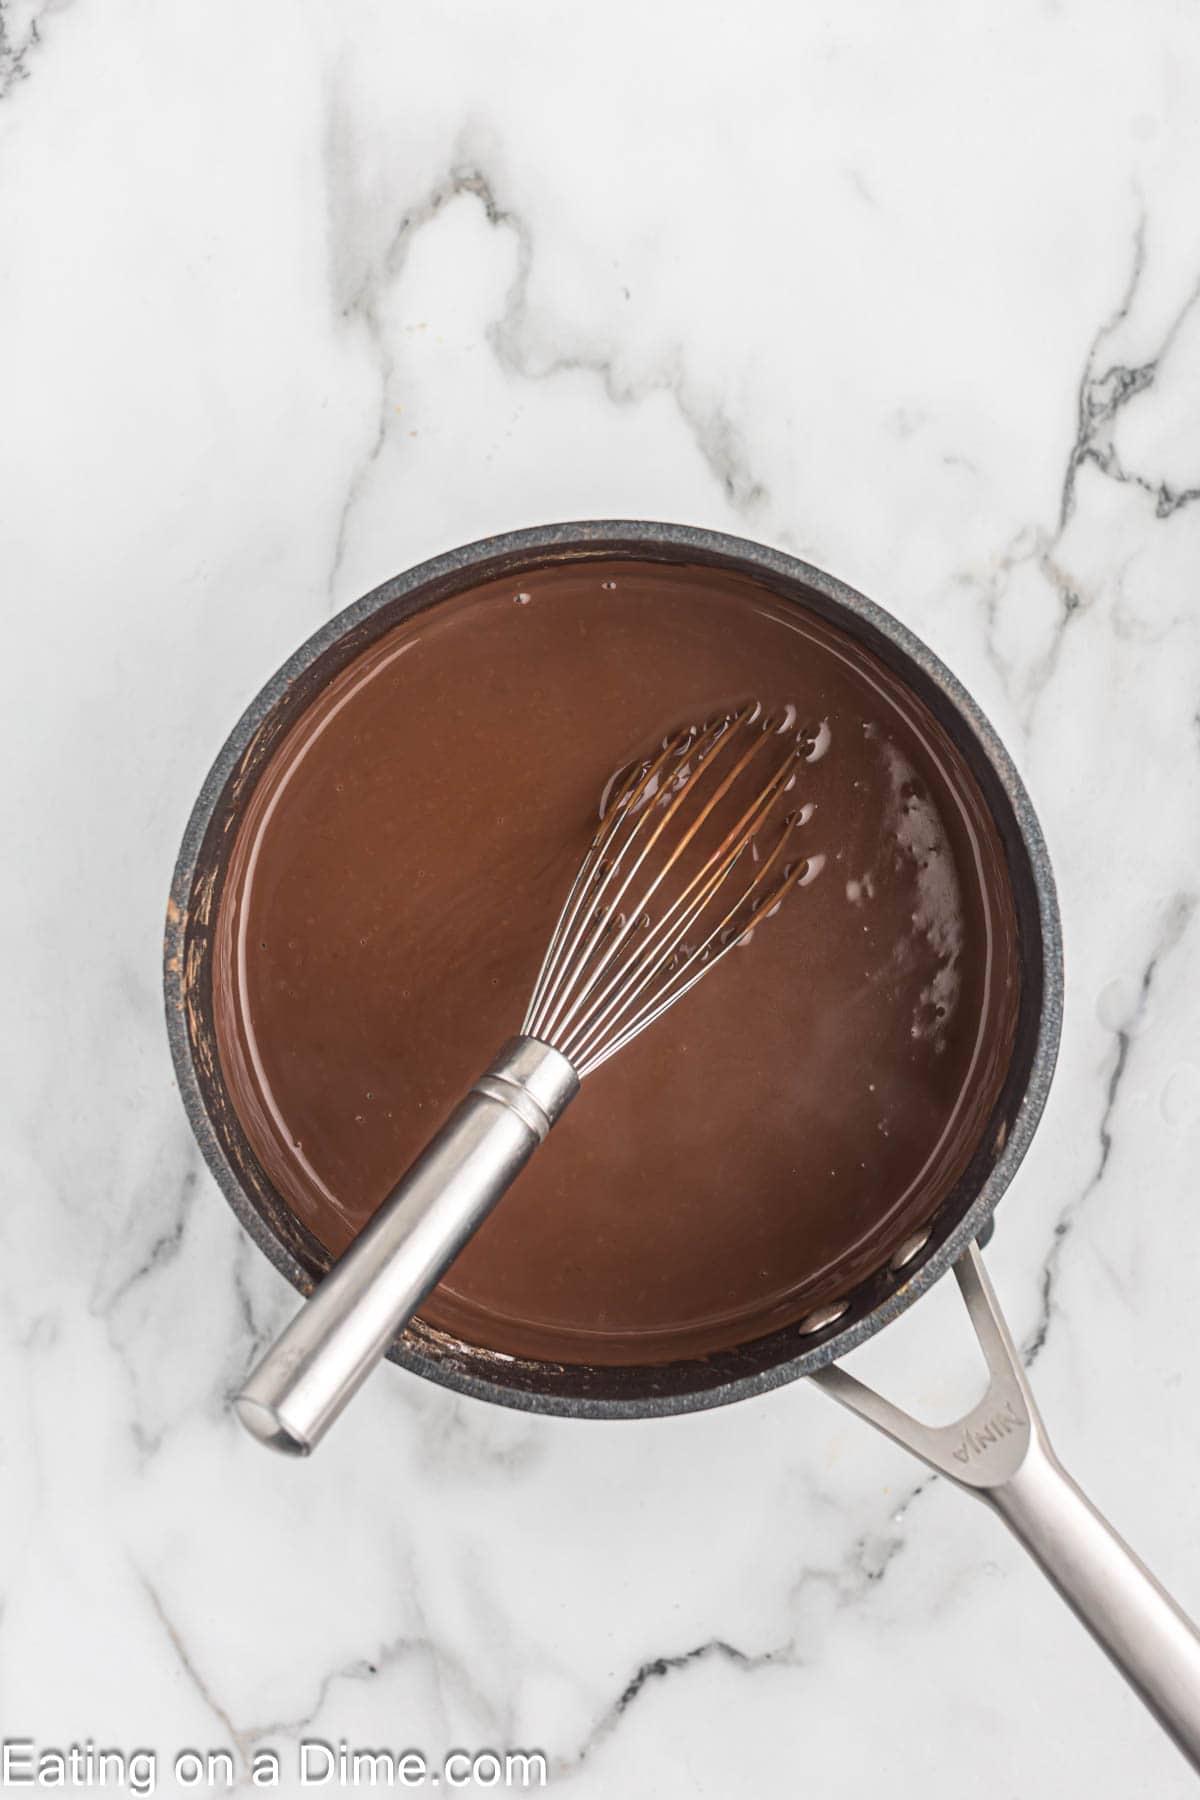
[237,701,823,1454]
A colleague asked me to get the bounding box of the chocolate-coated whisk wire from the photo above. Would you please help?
[522,702,818,1077]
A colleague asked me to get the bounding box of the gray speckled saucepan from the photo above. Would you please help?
[164,522,1200,1768]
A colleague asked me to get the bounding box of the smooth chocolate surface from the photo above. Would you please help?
[212,559,1020,1364]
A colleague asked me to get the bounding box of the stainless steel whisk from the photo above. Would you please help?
[237,701,820,1454]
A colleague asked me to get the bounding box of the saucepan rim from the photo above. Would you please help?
[164,520,1063,1419]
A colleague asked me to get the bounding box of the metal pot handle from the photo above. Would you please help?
[812,1244,1200,1771]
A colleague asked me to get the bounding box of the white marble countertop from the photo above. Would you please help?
[4,2,1200,1795]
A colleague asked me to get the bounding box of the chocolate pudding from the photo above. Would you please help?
[212,559,1020,1364]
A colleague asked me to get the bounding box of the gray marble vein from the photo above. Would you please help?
[557,1638,788,1779]
[973,219,1200,730]
[0,0,48,99]
[1024,892,1197,1365]
[323,131,768,605]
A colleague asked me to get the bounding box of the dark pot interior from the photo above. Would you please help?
[164,522,1062,1418]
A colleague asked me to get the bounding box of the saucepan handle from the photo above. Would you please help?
[812,1243,1200,1772]
[987,1430,1200,1764]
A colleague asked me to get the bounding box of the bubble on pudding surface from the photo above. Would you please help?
[846,867,875,905]
[803,719,832,762]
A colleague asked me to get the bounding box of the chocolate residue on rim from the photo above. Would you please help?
[212,559,1021,1366]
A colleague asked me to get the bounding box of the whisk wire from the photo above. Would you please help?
[536,712,767,1047]
[566,799,805,1072]
[557,746,798,1066]
[521,700,816,1077]
[576,842,810,1076]
[523,724,699,1033]
[528,712,743,1043]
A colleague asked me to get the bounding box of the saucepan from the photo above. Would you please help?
[163,522,1200,1770]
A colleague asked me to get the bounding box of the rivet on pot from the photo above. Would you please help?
[890,1228,931,1272]
[797,1299,849,1335]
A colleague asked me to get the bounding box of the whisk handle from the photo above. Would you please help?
[235,1037,579,1455]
